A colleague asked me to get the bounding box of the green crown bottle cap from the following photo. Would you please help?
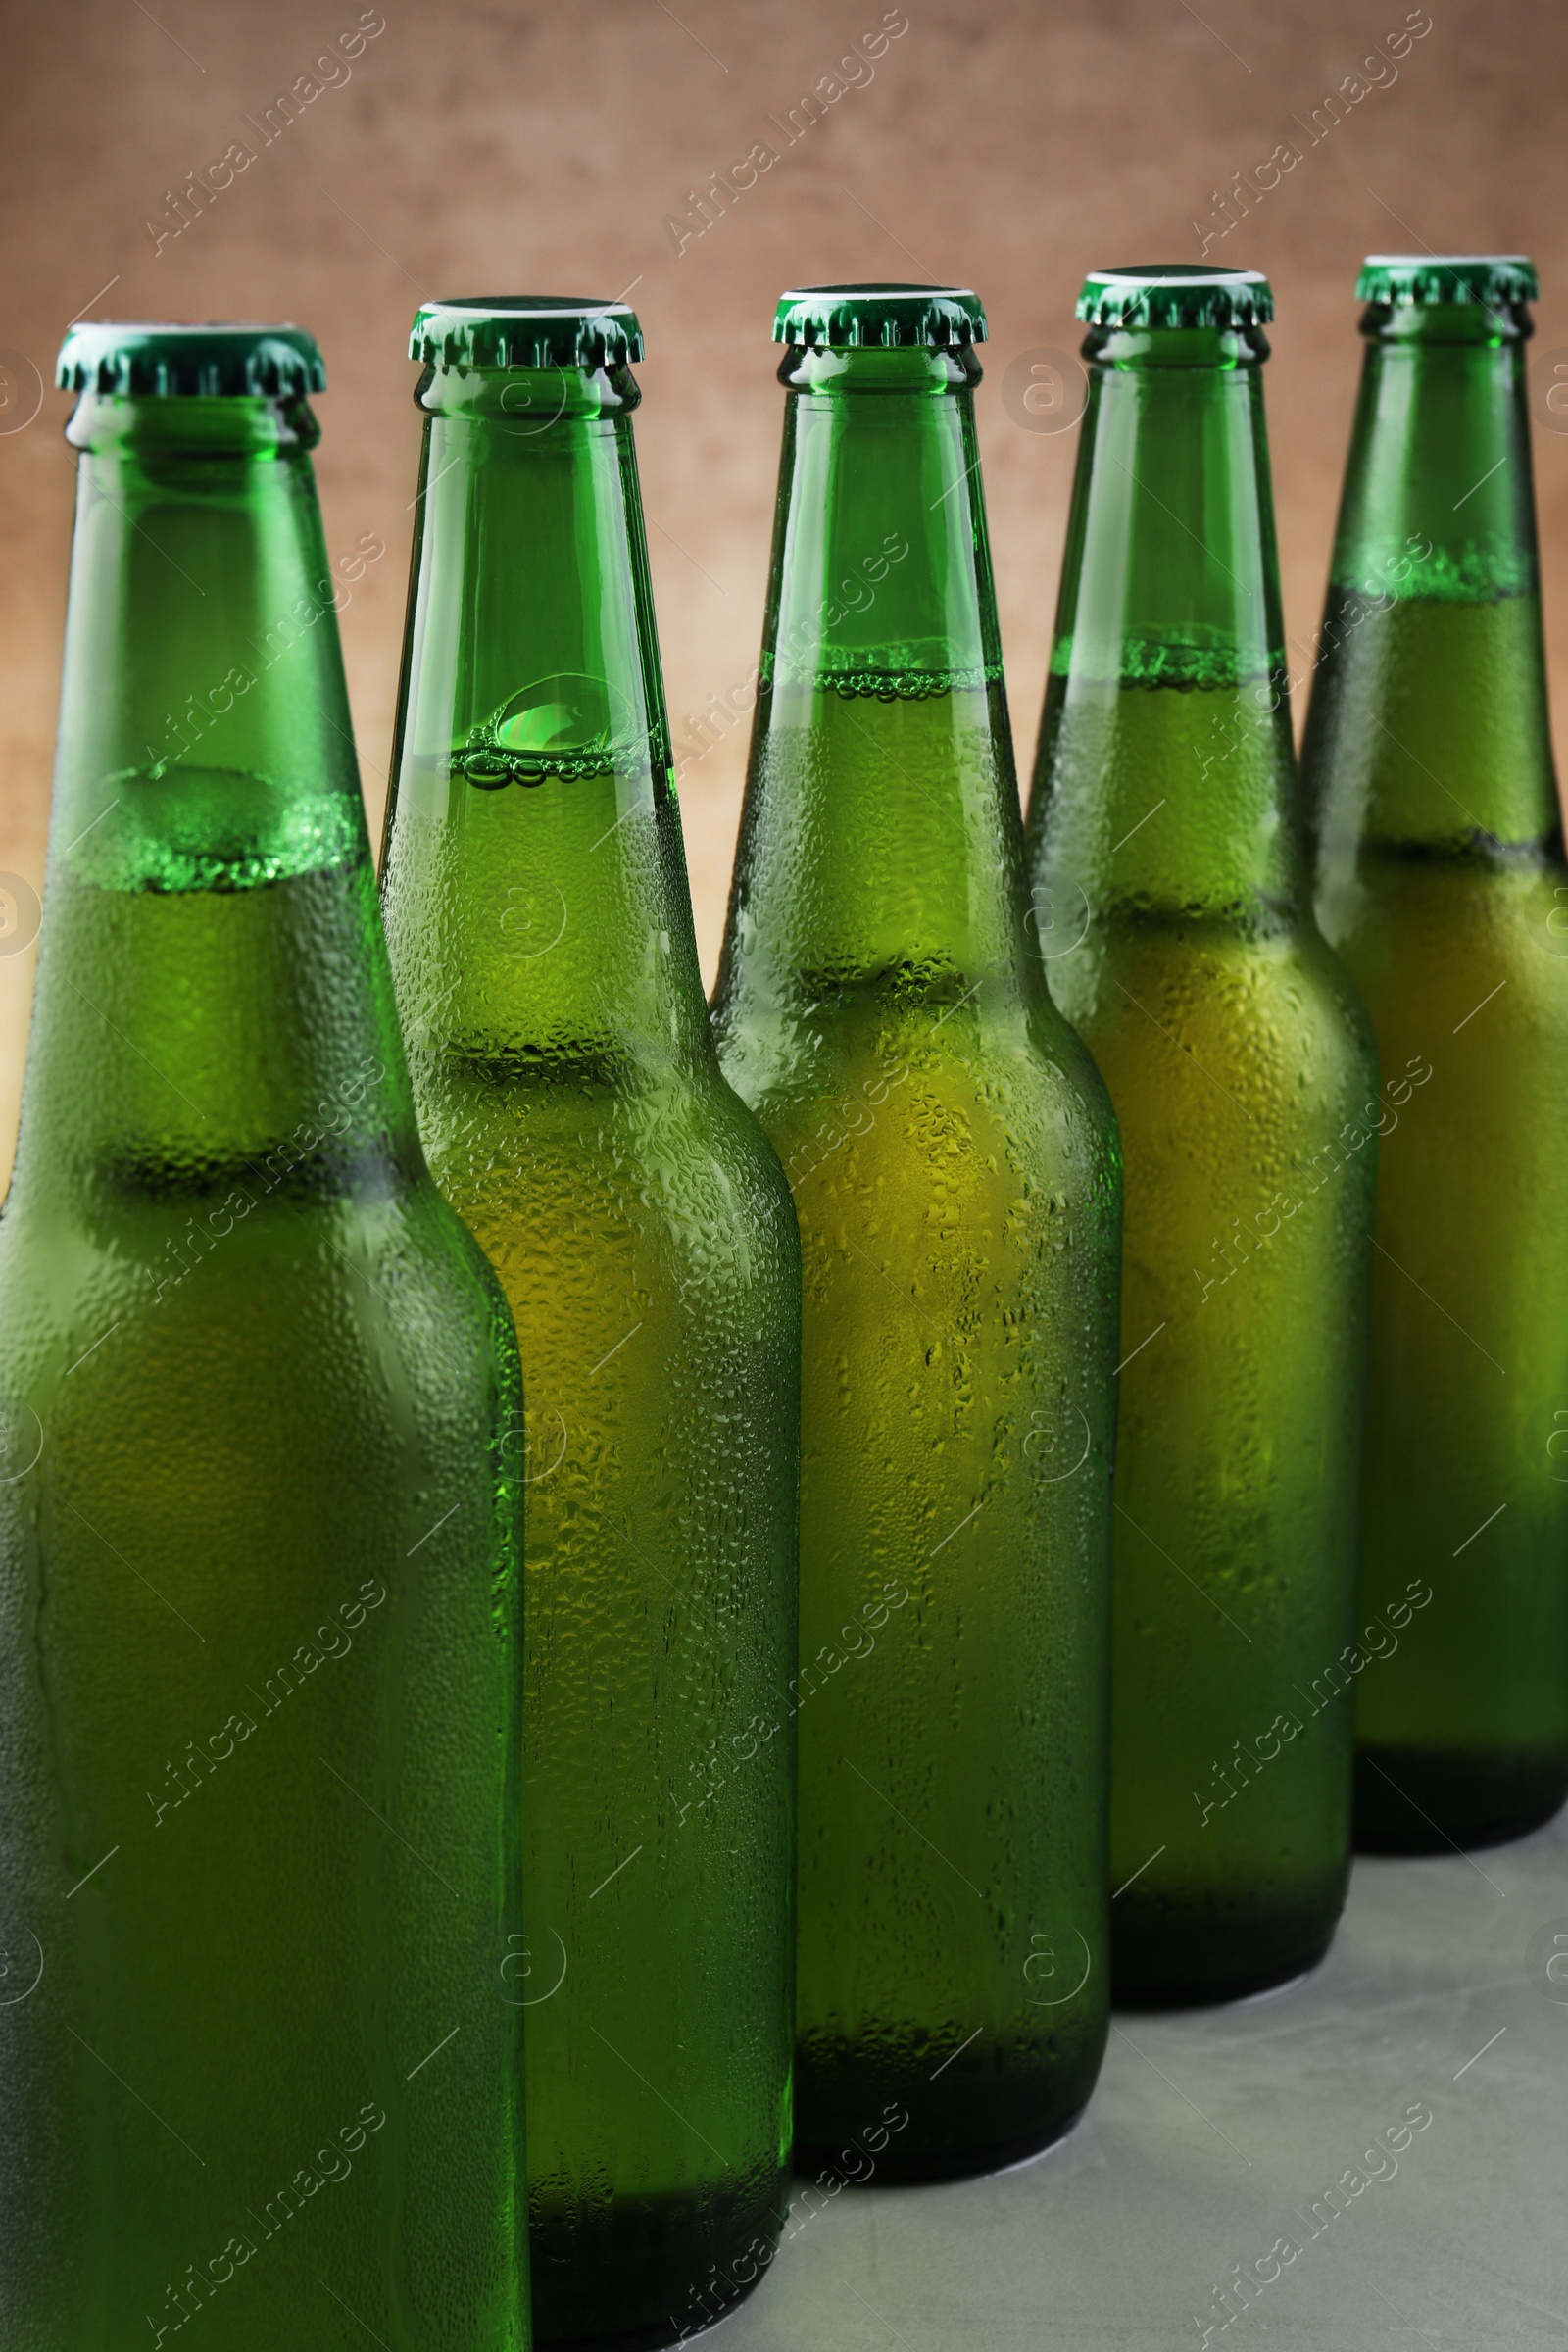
[56,322,326,399]
[772,283,987,350]
[1355,254,1539,307]
[1077,266,1274,329]
[410,298,645,371]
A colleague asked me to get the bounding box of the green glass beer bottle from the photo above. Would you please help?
[712,284,1120,2178]
[0,325,527,2347]
[1024,268,1379,2002]
[378,300,800,2349]
[1302,254,1568,1850]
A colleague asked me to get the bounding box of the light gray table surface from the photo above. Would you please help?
[712,1811,1567,2351]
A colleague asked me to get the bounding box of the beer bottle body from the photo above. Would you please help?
[0,333,527,2349]
[379,308,798,2349]
[1026,276,1376,2002]
[715,299,1118,2176]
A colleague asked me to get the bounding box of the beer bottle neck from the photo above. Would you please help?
[1303,302,1558,864]
[13,393,410,1206]
[1030,323,1302,918]
[381,365,713,1084]
[719,343,1032,1007]
[51,392,367,874]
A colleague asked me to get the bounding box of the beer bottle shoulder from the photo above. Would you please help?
[716,977,1121,1222]
[1323,848,1568,1054]
[0,1154,515,1431]
[1050,913,1379,1123]
[410,1052,800,1308]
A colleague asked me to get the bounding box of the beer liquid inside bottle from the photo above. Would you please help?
[713,285,1120,2178]
[0,327,527,2346]
[378,301,799,2349]
[1302,254,1568,1849]
[1025,268,1378,2003]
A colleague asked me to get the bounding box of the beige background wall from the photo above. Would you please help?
[0,0,1560,1175]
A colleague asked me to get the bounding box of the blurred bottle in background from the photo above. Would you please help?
[1303,253,1568,1852]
